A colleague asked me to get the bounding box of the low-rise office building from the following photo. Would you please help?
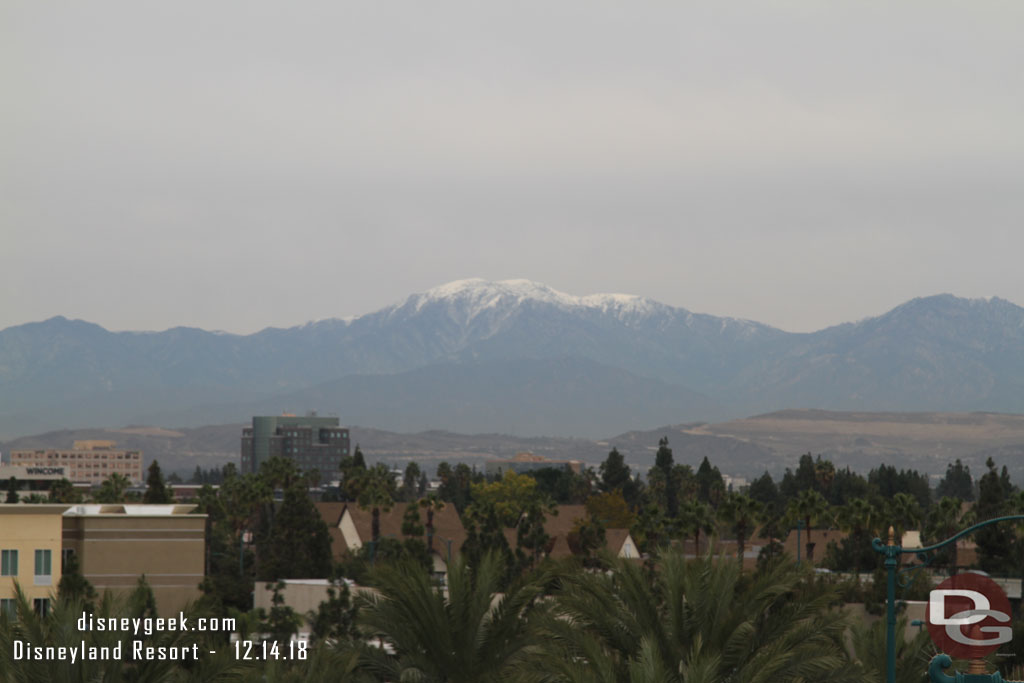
[11,440,144,485]
[0,464,76,500]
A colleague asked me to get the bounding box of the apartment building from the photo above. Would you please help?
[0,505,70,617]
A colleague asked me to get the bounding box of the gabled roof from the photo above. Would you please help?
[507,505,632,560]
[317,501,467,559]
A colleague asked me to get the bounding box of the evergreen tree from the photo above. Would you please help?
[49,478,81,503]
[936,459,974,501]
[256,484,333,580]
[93,472,131,503]
[598,447,638,506]
[338,446,368,501]
[695,456,725,507]
[401,462,422,502]
[829,467,871,506]
[653,437,679,517]
[437,462,475,512]
[310,573,359,643]
[748,471,781,509]
[143,461,173,504]
[780,453,818,497]
[975,457,1016,574]
[4,477,18,503]
[401,502,424,537]
[264,580,301,642]
[352,445,367,469]
[57,552,97,611]
[868,464,931,509]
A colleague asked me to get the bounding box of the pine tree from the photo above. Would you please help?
[93,473,131,503]
[695,456,725,507]
[975,457,1016,574]
[256,484,333,580]
[936,459,974,501]
[57,552,97,611]
[653,437,678,517]
[143,461,172,504]
[310,573,359,643]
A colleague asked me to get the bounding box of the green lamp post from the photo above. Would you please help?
[872,514,1024,683]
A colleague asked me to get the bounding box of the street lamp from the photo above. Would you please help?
[872,514,1024,683]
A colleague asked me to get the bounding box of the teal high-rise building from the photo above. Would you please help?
[241,414,349,486]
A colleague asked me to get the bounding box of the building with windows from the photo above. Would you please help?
[241,414,350,485]
[10,441,143,486]
[0,505,70,617]
[0,464,80,500]
[62,504,206,614]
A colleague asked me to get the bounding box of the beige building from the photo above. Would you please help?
[11,440,144,486]
[62,504,206,614]
[0,505,70,617]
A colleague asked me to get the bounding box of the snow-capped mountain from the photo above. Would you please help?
[1,281,1023,439]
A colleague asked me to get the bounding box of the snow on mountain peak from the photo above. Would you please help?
[403,279,665,321]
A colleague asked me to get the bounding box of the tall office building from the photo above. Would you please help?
[241,414,350,485]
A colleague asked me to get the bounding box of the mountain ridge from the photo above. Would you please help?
[2,281,1023,440]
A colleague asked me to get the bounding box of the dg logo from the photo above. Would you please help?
[926,572,1013,659]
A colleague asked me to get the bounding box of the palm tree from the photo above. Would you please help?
[924,496,972,574]
[836,497,881,577]
[787,489,830,563]
[520,550,860,683]
[677,499,715,555]
[419,493,447,554]
[357,552,542,683]
[351,463,397,548]
[848,614,935,683]
[720,492,762,560]
[887,492,923,545]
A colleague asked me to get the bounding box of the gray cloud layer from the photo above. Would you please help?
[4,2,1023,333]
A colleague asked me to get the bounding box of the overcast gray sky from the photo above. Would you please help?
[4,1,1023,334]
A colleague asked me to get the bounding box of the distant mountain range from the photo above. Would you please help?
[2,279,1023,440]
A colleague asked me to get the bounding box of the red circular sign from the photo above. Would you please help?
[926,572,1013,659]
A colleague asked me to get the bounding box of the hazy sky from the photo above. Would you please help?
[4,2,1023,334]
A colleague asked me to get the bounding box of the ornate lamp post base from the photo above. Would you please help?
[929,654,1021,683]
